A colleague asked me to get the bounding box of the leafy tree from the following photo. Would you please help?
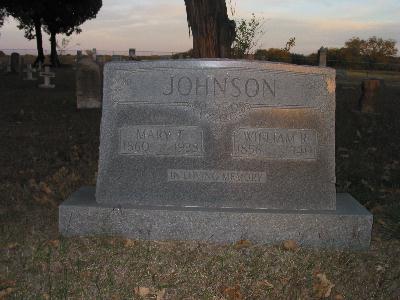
[42,0,102,67]
[282,37,296,52]
[254,48,291,62]
[184,0,236,58]
[0,8,7,29]
[1,0,102,67]
[362,36,398,64]
[57,37,71,56]
[344,36,398,67]
[0,1,47,65]
[254,37,296,62]
[232,13,264,58]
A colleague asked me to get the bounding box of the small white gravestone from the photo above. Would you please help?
[39,66,55,88]
[77,50,83,61]
[318,47,328,67]
[23,64,36,80]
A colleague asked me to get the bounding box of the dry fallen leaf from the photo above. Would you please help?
[134,287,166,299]
[134,287,151,296]
[0,287,15,298]
[42,293,50,300]
[233,239,252,250]
[376,265,384,272]
[313,273,335,298]
[123,239,136,248]
[334,294,345,300]
[6,242,19,250]
[282,240,299,251]
[156,288,166,300]
[39,182,52,195]
[33,194,57,208]
[48,239,60,248]
[255,279,274,289]
[222,285,243,300]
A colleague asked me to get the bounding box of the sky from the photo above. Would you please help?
[0,0,399,55]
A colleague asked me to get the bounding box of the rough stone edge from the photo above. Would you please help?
[59,186,372,250]
[103,59,336,77]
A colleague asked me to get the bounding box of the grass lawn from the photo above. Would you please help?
[0,66,399,299]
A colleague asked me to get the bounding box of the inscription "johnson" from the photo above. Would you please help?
[120,125,203,157]
[168,169,267,183]
[233,128,317,160]
[163,76,275,98]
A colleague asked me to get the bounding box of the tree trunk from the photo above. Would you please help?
[33,18,45,67]
[49,31,60,67]
[184,0,235,58]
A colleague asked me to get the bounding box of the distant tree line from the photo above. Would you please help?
[0,0,102,67]
[255,36,399,71]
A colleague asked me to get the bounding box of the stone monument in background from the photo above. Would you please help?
[10,52,20,73]
[76,57,102,109]
[129,48,136,60]
[318,47,328,67]
[38,66,55,88]
[60,60,372,249]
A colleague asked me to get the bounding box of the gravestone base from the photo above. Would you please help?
[59,186,372,249]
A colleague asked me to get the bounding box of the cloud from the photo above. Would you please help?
[0,0,398,55]
[257,17,399,53]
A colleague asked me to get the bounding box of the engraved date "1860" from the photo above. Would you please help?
[119,125,204,157]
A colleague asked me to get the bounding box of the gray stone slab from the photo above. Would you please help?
[59,186,373,249]
[10,52,20,73]
[76,57,102,109]
[96,60,336,210]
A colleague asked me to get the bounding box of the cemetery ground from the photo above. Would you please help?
[0,66,400,299]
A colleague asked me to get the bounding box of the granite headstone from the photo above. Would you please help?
[60,60,372,249]
[318,47,328,67]
[129,48,136,58]
[76,50,83,63]
[92,48,97,61]
[76,57,102,109]
[10,52,20,73]
[96,60,336,210]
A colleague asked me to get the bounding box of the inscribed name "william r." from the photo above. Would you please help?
[233,128,317,160]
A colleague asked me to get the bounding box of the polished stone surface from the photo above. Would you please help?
[60,187,372,249]
[96,60,336,210]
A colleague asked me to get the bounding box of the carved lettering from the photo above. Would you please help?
[213,77,227,96]
[245,78,259,97]
[162,76,275,99]
[162,76,174,95]
[167,169,267,183]
[233,128,317,160]
[120,125,203,157]
[177,76,192,95]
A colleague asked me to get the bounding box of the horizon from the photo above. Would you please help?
[1,0,399,56]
